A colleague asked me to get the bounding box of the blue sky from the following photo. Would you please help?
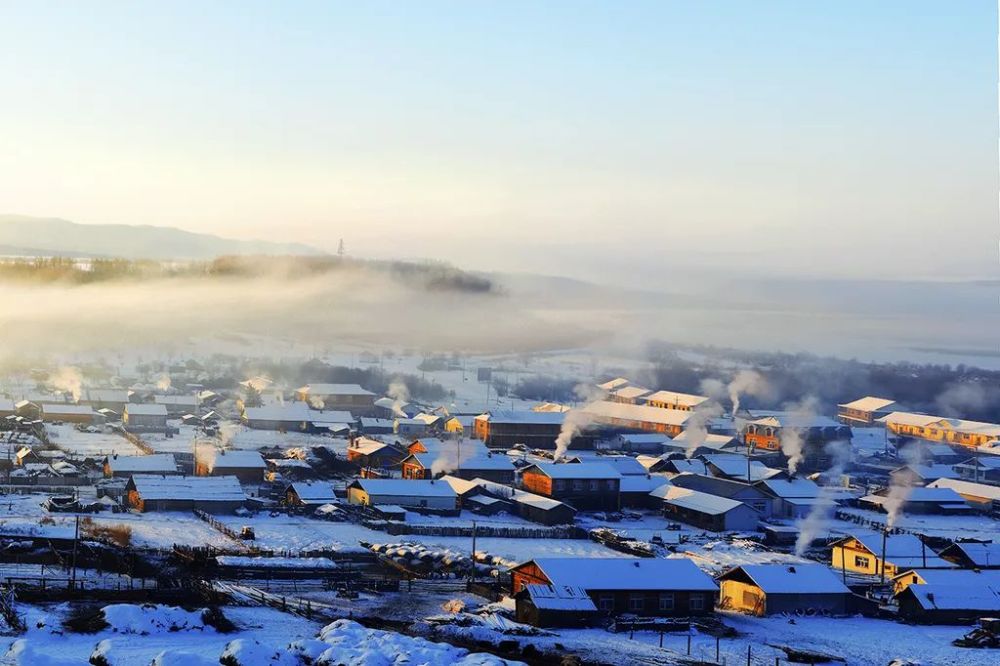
[0,1,996,283]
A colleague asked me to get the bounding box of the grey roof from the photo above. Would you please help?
[125,403,168,416]
[657,486,747,515]
[105,454,177,474]
[524,462,620,480]
[127,475,245,501]
[523,584,597,611]
[298,383,374,396]
[671,473,769,500]
[207,450,266,470]
[349,479,457,498]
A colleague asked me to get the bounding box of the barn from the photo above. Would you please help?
[510,557,718,619]
[125,475,246,513]
[717,564,851,616]
[295,383,375,415]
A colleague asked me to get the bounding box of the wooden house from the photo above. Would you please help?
[473,478,576,525]
[754,477,823,519]
[927,478,1000,512]
[895,582,1000,624]
[195,448,266,483]
[346,437,405,471]
[953,457,1000,484]
[473,411,589,450]
[123,403,168,432]
[938,541,1000,569]
[285,482,338,508]
[346,478,458,512]
[652,485,760,532]
[80,389,130,412]
[670,473,774,516]
[890,568,1000,596]
[581,401,690,436]
[741,415,851,472]
[510,557,718,619]
[890,464,959,487]
[514,584,598,627]
[295,383,375,416]
[879,411,1000,450]
[701,454,783,483]
[609,386,651,405]
[858,487,971,515]
[40,403,96,424]
[717,564,851,616]
[125,474,246,513]
[520,463,620,511]
[153,394,199,417]
[837,396,900,426]
[641,390,710,412]
[830,532,955,579]
[103,453,178,478]
[449,455,515,484]
[616,433,671,453]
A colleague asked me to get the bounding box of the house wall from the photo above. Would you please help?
[401,461,430,480]
[719,579,766,615]
[832,540,894,577]
[886,421,995,449]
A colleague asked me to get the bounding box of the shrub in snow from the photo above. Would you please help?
[151,650,219,666]
[219,639,299,666]
[5,639,79,666]
[100,604,215,635]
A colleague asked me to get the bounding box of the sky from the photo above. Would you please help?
[0,0,996,285]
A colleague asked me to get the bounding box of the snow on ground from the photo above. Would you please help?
[227,427,342,452]
[3,604,321,665]
[45,424,143,458]
[834,507,1000,542]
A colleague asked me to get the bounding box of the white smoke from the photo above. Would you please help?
[195,441,218,472]
[50,366,83,402]
[217,421,240,447]
[883,442,922,529]
[698,378,726,402]
[307,396,323,409]
[780,395,820,476]
[794,439,851,555]
[727,370,769,418]
[155,373,172,392]
[388,379,410,417]
[554,408,594,461]
[430,438,476,476]
[683,402,723,458]
[935,382,988,418]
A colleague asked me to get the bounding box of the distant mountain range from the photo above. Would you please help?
[0,215,325,259]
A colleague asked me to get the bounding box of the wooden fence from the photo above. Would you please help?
[365,521,587,539]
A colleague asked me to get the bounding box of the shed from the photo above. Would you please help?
[286,482,338,507]
[938,542,1000,569]
[515,585,598,627]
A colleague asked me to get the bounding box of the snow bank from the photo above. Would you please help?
[101,604,213,634]
[219,619,523,666]
[4,639,79,666]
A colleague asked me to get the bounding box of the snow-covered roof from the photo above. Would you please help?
[620,476,670,494]
[668,459,709,475]
[208,450,266,470]
[618,433,671,444]
[41,404,95,416]
[721,564,849,595]
[243,402,318,423]
[523,584,597,611]
[527,557,718,592]
[642,390,710,408]
[671,432,736,447]
[374,396,409,410]
[836,532,956,568]
[756,478,820,499]
[861,487,968,507]
[439,475,482,496]
[900,583,1000,611]
[892,464,959,481]
[612,386,651,400]
[360,417,395,428]
[350,438,394,456]
[125,403,168,416]
[482,410,566,425]
[838,396,898,412]
[601,457,649,476]
[750,414,843,429]
[349,479,457,498]
[597,377,630,391]
[474,478,572,512]
[703,454,781,481]
[879,412,1000,438]
[215,556,336,569]
[524,462,620,480]
[289,482,338,502]
[928,478,1000,501]
[956,456,1000,469]
[127,475,245,501]
[582,400,691,427]
[458,455,514,471]
[297,383,374,397]
[154,395,198,406]
[894,568,1000,587]
[84,389,130,403]
[657,486,746,515]
[105,453,177,474]
[938,542,1000,568]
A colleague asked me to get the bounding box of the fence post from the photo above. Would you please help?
[746,645,751,666]
[687,634,691,654]
[716,636,720,663]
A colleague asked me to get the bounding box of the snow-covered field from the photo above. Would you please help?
[46,424,143,458]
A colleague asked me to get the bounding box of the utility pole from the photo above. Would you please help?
[470,520,477,583]
[880,528,888,585]
[71,513,80,589]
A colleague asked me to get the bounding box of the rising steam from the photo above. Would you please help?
[794,439,851,555]
[388,379,411,417]
[155,373,172,392]
[780,395,820,476]
[727,369,769,418]
[49,366,83,402]
[683,402,723,458]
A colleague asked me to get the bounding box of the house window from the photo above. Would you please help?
[658,593,674,611]
[599,595,614,612]
[555,480,566,491]
[689,594,704,611]
[854,555,870,568]
[573,480,584,491]
[628,594,644,612]
[589,480,598,491]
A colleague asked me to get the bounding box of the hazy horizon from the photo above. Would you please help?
[1,1,997,287]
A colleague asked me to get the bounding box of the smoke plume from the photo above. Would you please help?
[554,409,594,461]
[683,402,723,458]
[307,396,323,409]
[727,370,769,418]
[935,382,988,418]
[50,366,83,402]
[388,379,411,417]
[155,373,172,392]
[430,439,476,476]
[195,442,218,472]
[794,439,851,555]
[780,395,819,476]
[883,442,922,529]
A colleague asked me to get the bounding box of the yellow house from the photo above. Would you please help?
[830,533,955,579]
[891,568,1000,596]
[642,390,710,412]
[879,412,1000,449]
[444,416,474,435]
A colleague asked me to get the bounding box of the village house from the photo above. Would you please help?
[122,403,168,432]
[40,403,97,424]
[615,433,671,453]
[473,478,577,525]
[581,400,690,436]
[437,476,515,516]
[153,394,199,417]
[753,477,823,519]
[394,417,433,437]
[443,414,475,435]
[652,485,760,532]
[741,415,851,472]
[641,390,711,412]
[895,580,1000,624]
[195,448,266,483]
[295,383,376,416]
[890,568,1000,596]
[830,532,956,579]
[620,475,670,508]
[953,457,1000,484]
[656,457,710,475]
[103,453,178,478]
[448,454,515,484]
[346,436,405,472]
[79,388,131,412]
[0,399,16,419]
[879,411,1000,450]
[666,432,739,457]
[285,481,339,509]
[241,402,318,431]
[346,478,459,512]
[510,557,718,620]
[473,411,589,450]
[359,417,395,435]
[608,385,652,405]
[927,478,1000,513]
[373,396,416,419]
[858,487,971,515]
[889,463,960,487]
[670,473,774,516]
[597,377,631,392]
[520,462,621,511]
[938,541,1000,569]
[701,454,783,483]
[125,474,246,513]
[717,564,852,616]
[837,396,902,426]
[400,453,437,480]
